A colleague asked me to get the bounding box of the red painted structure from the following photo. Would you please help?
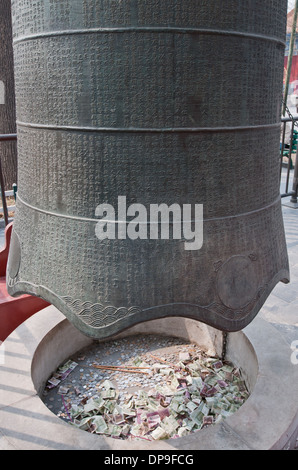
[0,223,49,341]
[284,55,298,91]
[284,9,298,101]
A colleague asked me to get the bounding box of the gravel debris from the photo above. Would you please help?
[42,334,249,441]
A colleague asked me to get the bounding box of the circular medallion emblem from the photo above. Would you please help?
[216,255,258,310]
[7,230,21,279]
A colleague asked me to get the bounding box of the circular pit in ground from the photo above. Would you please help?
[0,305,297,450]
[41,333,250,441]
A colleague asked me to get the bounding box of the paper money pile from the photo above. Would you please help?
[50,346,249,441]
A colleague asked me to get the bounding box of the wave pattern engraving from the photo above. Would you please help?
[61,296,142,328]
[208,284,267,320]
[6,272,18,288]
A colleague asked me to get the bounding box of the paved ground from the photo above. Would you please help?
[260,201,298,347]
[261,167,298,347]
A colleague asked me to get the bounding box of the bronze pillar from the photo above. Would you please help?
[7,1,289,338]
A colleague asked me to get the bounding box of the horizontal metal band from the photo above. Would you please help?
[16,192,281,224]
[0,134,17,142]
[16,121,281,134]
[13,27,286,46]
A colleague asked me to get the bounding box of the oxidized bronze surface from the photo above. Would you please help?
[7,0,289,338]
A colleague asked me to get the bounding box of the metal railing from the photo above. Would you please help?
[0,133,17,226]
[280,116,298,202]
